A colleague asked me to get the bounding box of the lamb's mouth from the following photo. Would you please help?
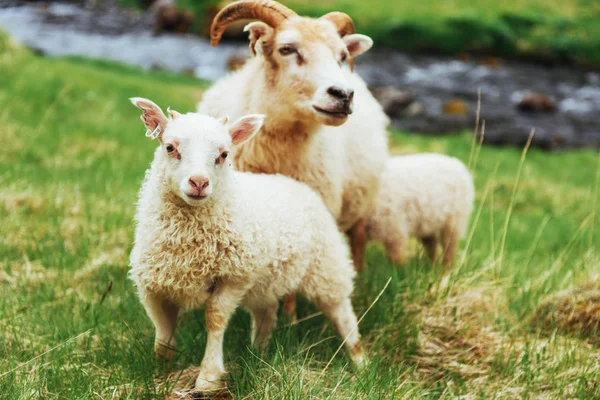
[313,105,351,119]
[186,193,208,201]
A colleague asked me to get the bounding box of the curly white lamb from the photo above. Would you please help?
[367,154,475,268]
[128,98,365,393]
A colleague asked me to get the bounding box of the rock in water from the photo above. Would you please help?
[517,92,556,113]
[370,87,415,118]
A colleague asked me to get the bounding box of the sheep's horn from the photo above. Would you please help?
[320,11,355,37]
[211,0,297,47]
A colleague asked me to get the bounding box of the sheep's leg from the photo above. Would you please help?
[348,218,368,271]
[282,293,297,322]
[250,303,279,350]
[141,292,179,361]
[420,236,438,264]
[319,297,366,368]
[441,223,459,269]
[195,284,245,393]
[385,237,406,266]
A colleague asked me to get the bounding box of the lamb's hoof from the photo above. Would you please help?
[170,388,228,400]
[350,342,368,370]
[194,374,226,395]
[189,387,228,400]
[352,353,369,370]
[155,341,176,361]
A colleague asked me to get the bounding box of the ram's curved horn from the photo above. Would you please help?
[320,11,355,37]
[211,0,297,46]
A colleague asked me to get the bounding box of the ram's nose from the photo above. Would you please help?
[327,86,354,103]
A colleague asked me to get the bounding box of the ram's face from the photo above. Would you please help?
[251,18,371,127]
[210,1,373,127]
[265,19,355,126]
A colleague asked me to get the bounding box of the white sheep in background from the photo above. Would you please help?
[128,98,365,393]
[198,0,389,271]
[367,154,475,267]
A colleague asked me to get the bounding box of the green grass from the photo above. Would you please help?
[284,0,600,65]
[135,0,600,66]
[1,33,600,399]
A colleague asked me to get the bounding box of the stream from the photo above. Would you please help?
[1,2,598,150]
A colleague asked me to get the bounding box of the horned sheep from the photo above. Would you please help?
[366,154,475,268]
[128,98,365,393]
[197,0,390,269]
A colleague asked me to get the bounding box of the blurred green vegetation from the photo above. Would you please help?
[124,0,600,65]
[286,0,600,65]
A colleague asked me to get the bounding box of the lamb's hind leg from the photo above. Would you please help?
[282,293,297,323]
[140,291,179,361]
[441,223,459,269]
[250,303,278,350]
[384,240,404,266]
[301,236,365,366]
[319,297,365,367]
[380,223,408,266]
[420,236,438,264]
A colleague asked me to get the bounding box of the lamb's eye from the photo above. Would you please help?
[216,151,229,165]
[166,144,175,153]
[340,53,348,63]
[279,45,296,56]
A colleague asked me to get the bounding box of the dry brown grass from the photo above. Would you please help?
[156,365,232,399]
[530,280,600,344]
[414,284,508,380]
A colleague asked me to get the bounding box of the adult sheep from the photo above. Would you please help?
[197,0,389,271]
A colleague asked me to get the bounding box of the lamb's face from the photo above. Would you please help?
[161,115,233,206]
[130,98,265,207]
[249,17,373,127]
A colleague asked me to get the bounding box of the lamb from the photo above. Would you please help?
[198,0,389,270]
[128,97,365,393]
[366,154,475,268]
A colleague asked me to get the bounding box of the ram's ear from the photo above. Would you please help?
[229,114,265,146]
[244,22,273,56]
[130,97,168,141]
[344,34,373,58]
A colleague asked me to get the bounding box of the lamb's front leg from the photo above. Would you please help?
[195,283,246,393]
[141,291,179,361]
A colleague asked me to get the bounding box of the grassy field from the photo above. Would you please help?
[2,33,600,399]
[161,0,600,66]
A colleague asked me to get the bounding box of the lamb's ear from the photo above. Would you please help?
[130,97,168,140]
[229,114,265,146]
[167,107,181,120]
[244,22,272,56]
[344,34,373,58]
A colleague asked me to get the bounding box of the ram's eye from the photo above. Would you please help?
[166,144,175,153]
[279,45,296,56]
